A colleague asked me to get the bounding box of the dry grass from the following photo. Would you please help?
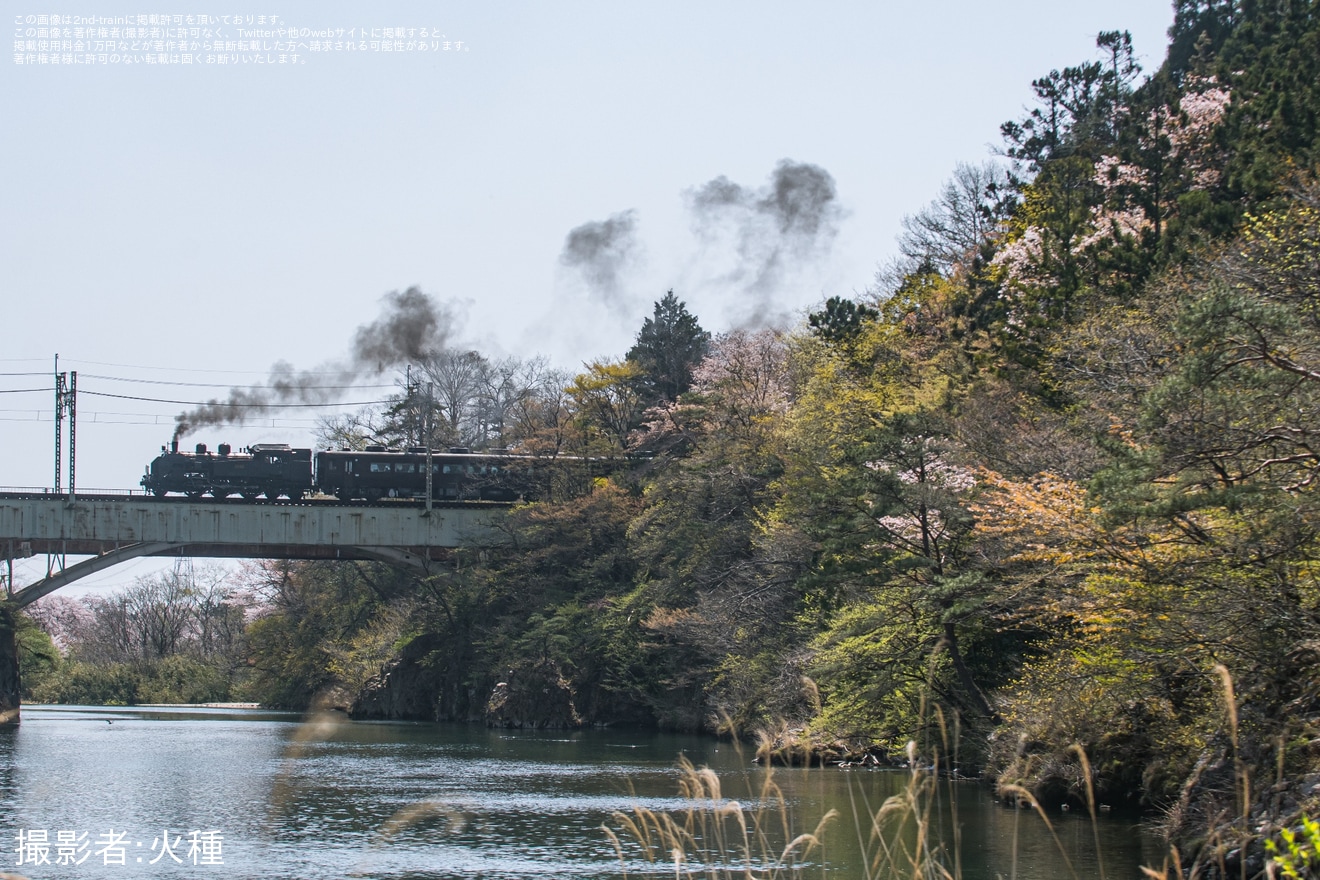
[852,740,963,880]
[603,754,836,879]
[604,701,1154,880]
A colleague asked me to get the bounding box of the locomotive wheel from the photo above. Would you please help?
[152,487,169,497]
[186,491,203,499]
[212,489,231,499]
[265,489,282,499]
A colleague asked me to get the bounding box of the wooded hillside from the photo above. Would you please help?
[28,2,1320,867]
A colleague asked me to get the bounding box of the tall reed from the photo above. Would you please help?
[603,753,836,879]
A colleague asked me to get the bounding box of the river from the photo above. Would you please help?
[0,705,1163,879]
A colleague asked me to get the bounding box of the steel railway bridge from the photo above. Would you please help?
[0,490,509,722]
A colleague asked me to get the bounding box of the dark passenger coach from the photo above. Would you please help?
[313,447,523,501]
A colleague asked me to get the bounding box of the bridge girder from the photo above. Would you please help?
[0,494,504,606]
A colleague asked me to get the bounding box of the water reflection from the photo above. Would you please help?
[0,706,1162,879]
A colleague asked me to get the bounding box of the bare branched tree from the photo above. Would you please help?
[420,349,489,445]
[897,161,1014,277]
[30,564,246,666]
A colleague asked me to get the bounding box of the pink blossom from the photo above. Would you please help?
[690,328,791,416]
[1093,155,1150,190]
[1073,205,1152,253]
[1160,76,1232,189]
[991,226,1056,288]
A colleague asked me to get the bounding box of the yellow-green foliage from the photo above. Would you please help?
[325,599,419,698]
[992,640,1213,801]
[809,598,950,746]
[1267,815,1320,880]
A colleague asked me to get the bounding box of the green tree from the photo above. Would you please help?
[568,359,647,453]
[807,296,878,346]
[241,560,404,709]
[626,291,711,406]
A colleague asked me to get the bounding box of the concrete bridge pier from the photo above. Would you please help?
[0,606,20,725]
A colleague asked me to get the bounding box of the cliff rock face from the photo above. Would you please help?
[485,660,582,729]
[350,633,447,721]
[350,632,657,728]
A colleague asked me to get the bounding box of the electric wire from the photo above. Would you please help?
[80,375,396,390]
[81,391,394,407]
[1,360,406,434]
[0,422,324,432]
[55,358,364,376]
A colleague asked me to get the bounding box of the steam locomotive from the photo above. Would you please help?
[141,441,528,502]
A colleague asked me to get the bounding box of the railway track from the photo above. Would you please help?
[0,489,511,510]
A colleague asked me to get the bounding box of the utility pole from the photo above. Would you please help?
[405,364,425,448]
[404,364,414,446]
[424,382,434,515]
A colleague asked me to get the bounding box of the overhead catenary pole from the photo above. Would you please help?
[52,355,78,498]
[53,354,61,493]
[67,370,76,501]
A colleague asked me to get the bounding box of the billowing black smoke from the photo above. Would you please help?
[686,159,841,326]
[351,286,454,370]
[559,210,642,317]
[172,287,458,441]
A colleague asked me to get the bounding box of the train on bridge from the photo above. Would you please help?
[141,441,531,502]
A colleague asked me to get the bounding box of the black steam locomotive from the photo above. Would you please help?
[141,442,312,499]
[141,441,528,502]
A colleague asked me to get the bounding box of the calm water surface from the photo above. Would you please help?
[0,706,1163,879]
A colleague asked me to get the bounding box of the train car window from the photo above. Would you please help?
[442,465,452,474]
[401,463,416,473]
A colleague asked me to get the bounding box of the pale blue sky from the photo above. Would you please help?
[3,0,1176,504]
